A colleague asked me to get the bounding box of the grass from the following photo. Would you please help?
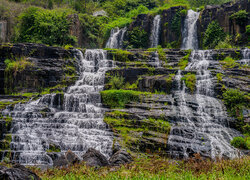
[26,155,250,180]
[101,90,150,108]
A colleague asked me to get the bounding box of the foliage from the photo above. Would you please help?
[230,10,249,26]
[188,0,231,7]
[108,49,132,62]
[178,50,191,70]
[219,56,239,69]
[231,137,249,150]
[182,73,196,93]
[4,57,34,76]
[16,7,77,46]
[216,73,223,83]
[127,27,148,48]
[203,21,225,49]
[223,89,249,131]
[171,9,182,37]
[215,35,235,49]
[101,90,149,108]
[109,75,124,89]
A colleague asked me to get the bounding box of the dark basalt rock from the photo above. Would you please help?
[109,149,133,166]
[65,150,80,164]
[82,148,109,167]
[0,43,77,94]
[0,164,40,180]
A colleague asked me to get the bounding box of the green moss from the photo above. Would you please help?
[101,90,150,108]
[220,56,239,69]
[181,73,196,93]
[108,49,132,62]
[178,50,191,70]
[46,144,61,153]
[165,74,175,93]
[216,73,223,83]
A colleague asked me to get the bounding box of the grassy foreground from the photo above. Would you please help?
[28,155,250,180]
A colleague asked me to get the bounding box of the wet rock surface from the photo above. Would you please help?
[82,148,110,167]
[0,43,77,94]
[0,164,41,180]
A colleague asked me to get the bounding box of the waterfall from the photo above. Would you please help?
[238,48,250,65]
[1,49,114,165]
[150,15,161,48]
[167,50,241,159]
[181,10,200,50]
[106,27,127,49]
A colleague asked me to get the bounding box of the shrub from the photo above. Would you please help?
[182,73,196,93]
[203,21,225,49]
[109,75,124,89]
[178,50,191,70]
[215,35,235,49]
[128,27,148,48]
[219,56,239,69]
[230,10,249,26]
[101,90,149,108]
[223,89,249,131]
[216,73,223,83]
[16,7,77,46]
[231,137,248,149]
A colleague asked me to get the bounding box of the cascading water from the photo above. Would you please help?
[106,27,127,49]
[150,15,161,48]
[238,48,250,65]
[1,49,114,165]
[167,50,241,159]
[181,10,200,50]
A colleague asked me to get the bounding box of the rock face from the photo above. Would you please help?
[103,48,249,158]
[82,148,109,167]
[160,6,185,48]
[68,14,83,47]
[109,149,133,166]
[0,21,7,43]
[0,164,40,180]
[197,0,250,47]
[0,43,77,94]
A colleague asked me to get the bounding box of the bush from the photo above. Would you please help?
[182,73,196,93]
[109,75,124,89]
[203,21,225,49]
[16,7,77,46]
[101,90,149,108]
[231,137,248,149]
[128,27,148,48]
[219,56,239,69]
[230,10,249,26]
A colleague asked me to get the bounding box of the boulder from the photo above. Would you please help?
[65,150,80,164]
[109,150,133,166]
[82,148,109,167]
[0,164,40,180]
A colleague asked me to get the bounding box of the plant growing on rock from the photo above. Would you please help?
[219,56,239,69]
[231,137,249,150]
[230,10,249,26]
[181,73,196,93]
[127,27,148,48]
[203,21,225,49]
[109,75,125,89]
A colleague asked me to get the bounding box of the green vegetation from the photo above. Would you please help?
[219,56,239,69]
[231,136,249,150]
[4,57,34,76]
[109,75,125,90]
[101,90,150,108]
[203,21,225,49]
[178,50,191,70]
[230,10,249,26]
[108,49,132,62]
[165,74,175,93]
[47,144,61,153]
[28,155,250,180]
[15,7,77,46]
[216,73,223,83]
[182,73,196,93]
[127,27,148,48]
[222,89,249,132]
